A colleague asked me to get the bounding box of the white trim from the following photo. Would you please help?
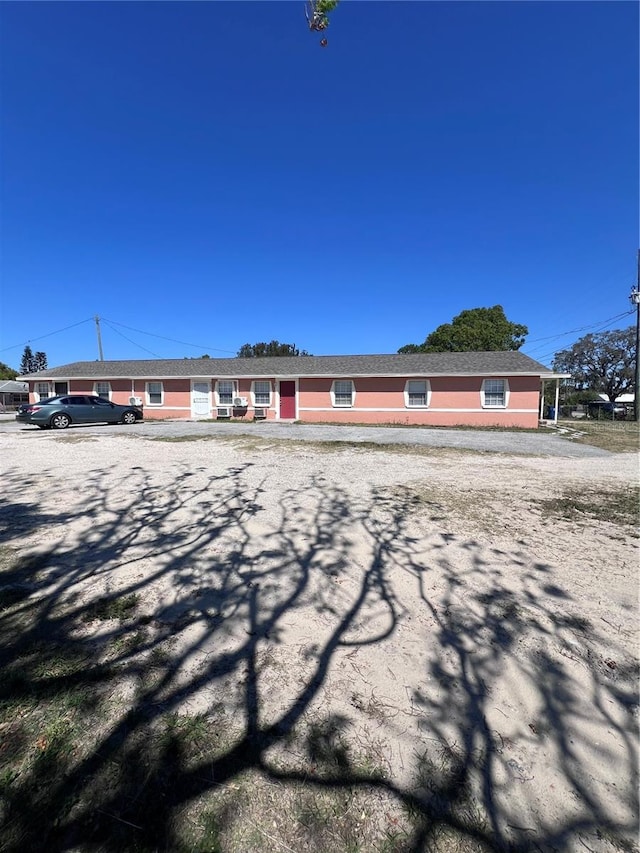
[93,381,112,401]
[33,370,558,381]
[191,380,211,419]
[146,381,164,407]
[480,378,510,409]
[35,381,52,401]
[404,379,431,408]
[277,378,298,420]
[215,379,238,407]
[147,406,191,411]
[299,407,538,414]
[330,379,356,408]
[252,379,272,408]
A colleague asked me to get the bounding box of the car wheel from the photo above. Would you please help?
[121,410,137,425]
[50,413,71,430]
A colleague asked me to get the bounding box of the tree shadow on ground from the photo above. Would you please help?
[0,463,637,852]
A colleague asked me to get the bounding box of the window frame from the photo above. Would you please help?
[330,379,355,408]
[36,382,51,401]
[94,381,112,401]
[252,380,272,408]
[216,379,238,406]
[480,378,509,409]
[404,379,431,408]
[146,381,164,407]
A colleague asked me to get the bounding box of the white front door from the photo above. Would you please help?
[191,381,211,418]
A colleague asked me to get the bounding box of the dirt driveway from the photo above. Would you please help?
[1,429,638,852]
[0,414,613,456]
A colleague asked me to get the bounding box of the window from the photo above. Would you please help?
[217,380,237,406]
[36,382,50,401]
[481,379,508,408]
[89,396,113,407]
[146,382,164,406]
[94,381,111,400]
[405,379,430,408]
[332,380,354,407]
[253,380,271,407]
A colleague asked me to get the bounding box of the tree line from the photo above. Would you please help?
[234,306,634,404]
[3,311,635,405]
[0,346,49,380]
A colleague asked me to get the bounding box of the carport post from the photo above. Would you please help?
[539,380,545,420]
[553,378,560,424]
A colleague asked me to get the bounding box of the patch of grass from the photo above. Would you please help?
[151,434,217,442]
[53,436,98,443]
[535,486,639,529]
[301,419,543,434]
[82,593,139,622]
[109,628,148,658]
[557,419,640,453]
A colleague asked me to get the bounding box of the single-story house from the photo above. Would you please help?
[0,380,29,411]
[18,352,566,428]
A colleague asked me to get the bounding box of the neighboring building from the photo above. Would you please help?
[19,353,565,428]
[0,380,28,411]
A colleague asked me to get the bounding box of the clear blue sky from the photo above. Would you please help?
[1,1,637,370]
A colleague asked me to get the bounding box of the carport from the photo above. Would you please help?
[539,373,570,424]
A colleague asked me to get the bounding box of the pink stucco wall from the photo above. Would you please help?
[27,373,541,427]
[296,376,540,428]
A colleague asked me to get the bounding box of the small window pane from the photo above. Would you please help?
[254,381,271,406]
[407,380,427,407]
[334,380,353,407]
[484,379,505,407]
[218,380,235,405]
[148,382,163,405]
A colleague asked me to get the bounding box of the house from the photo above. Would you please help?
[0,380,28,411]
[18,352,565,428]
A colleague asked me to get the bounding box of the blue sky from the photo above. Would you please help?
[1,1,637,370]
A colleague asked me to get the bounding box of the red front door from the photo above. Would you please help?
[279,381,296,419]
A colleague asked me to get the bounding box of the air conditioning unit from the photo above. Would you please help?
[233,396,248,407]
[129,396,143,406]
[216,407,231,419]
[254,408,267,420]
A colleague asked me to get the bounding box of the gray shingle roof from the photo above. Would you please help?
[19,352,554,380]
[0,380,28,392]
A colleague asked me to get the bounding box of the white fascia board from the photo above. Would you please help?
[35,370,558,381]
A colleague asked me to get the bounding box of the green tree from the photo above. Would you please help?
[20,346,35,374]
[237,341,311,358]
[19,346,48,374]
[553,327,635,402]
[34,351,48,371]
[398,306,528,353]
[0,361,18,380]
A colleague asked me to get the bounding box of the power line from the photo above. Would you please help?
[101,318,237,356]
[525,313,635,365]
[0,317,94,353]
[523,309,634,347]
[101,320,162,358]
[523,311,634,360]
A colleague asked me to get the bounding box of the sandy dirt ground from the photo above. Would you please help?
[2,430,638,851]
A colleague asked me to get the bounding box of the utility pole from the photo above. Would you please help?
[631,251,640,422]
[94,315,104,361]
